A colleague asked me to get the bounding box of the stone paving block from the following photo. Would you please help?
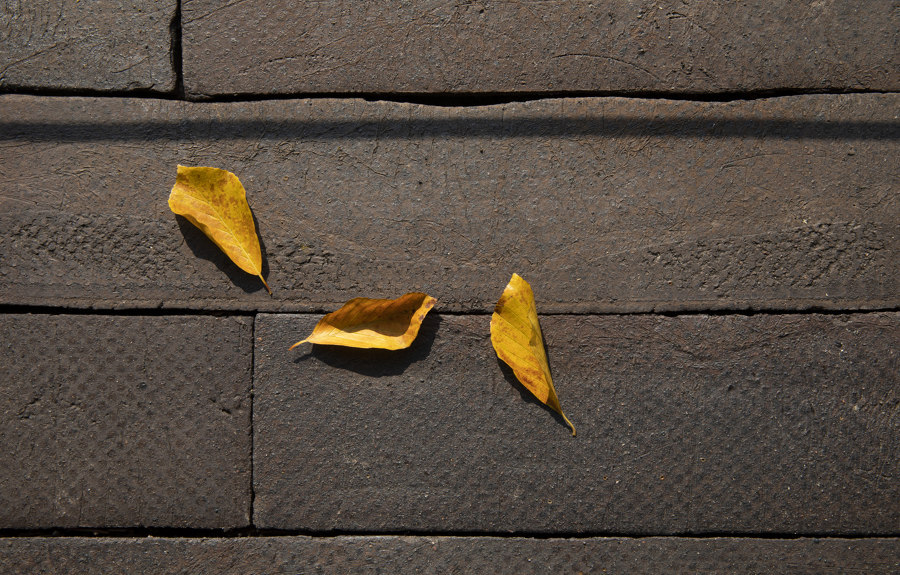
[0,536,898,574]
[182,0,900,97]
[254,312,899,534]
[1,93,897,313]
[0,314,252,528]
[0,0,176,92]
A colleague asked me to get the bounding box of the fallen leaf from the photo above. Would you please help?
[168,165,271,294]
[290,293,436,350]
[491,273,575,435]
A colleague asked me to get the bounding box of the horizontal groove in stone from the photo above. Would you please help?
[0,314,252,529]
[0,1,177,93]
[181,0,900,97]
[1,536,899,574]
[253,312,900,534]
[1,93,897,313]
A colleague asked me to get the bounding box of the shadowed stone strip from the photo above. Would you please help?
[0,0,176,92]
[0,314,252,529]
[255,313,899,534]
[1,536,898,574]
[182,0,899,97]
[0,93,897,312]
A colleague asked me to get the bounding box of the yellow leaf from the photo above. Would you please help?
[290,293,436,350]
[168,165,271,294]
[491,273,575,435]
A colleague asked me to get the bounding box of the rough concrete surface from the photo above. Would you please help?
[0,0,176,92]
[1,536,898,574]
[182,0,900,97]
[0,314,252,529]
[1,93,897,312]
[254,313,899,534]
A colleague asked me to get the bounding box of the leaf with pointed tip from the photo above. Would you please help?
[491,273,575,435]
[168,165,271,294]
[290,293,436,350]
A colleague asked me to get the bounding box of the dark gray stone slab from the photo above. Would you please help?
[1,94,897,313]
[182,0,900,97]
[0,1,176,92]
[254,313,899,534]
[1,536,898,574]
[0,314,252,528]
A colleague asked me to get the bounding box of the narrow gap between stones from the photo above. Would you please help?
[248,313,256,528]
[0,305,255,317]
[170,0,185,99]
[1,87,895,106]
[0,527,896,540]
[1,305,897,318]
[218,87,898,106]
[398,307,900,318]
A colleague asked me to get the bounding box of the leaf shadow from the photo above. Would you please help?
[175,210,270,294]
[494,328,573,434]
[292,313,441,377]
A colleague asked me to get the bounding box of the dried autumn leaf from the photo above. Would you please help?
[290,293,436,350]
[168,165,271,294]
[491,273,575,436]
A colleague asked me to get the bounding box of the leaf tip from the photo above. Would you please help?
[259,274,272,295]
[562,413,576,436]
[288,339,309,351]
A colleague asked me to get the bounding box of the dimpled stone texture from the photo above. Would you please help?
[182,0,900,97]
[0,314,252,528]
[0,537,898,574]
[1,93,897,312]
[0,1,176,92]
[255,313,900,534]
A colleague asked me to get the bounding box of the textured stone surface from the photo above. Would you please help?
[182,0,900,97]
[0,314,252,528]
[255,313,899,534]
[1,94,897,312]
[1,536,898,574]
[0,0,176,92]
